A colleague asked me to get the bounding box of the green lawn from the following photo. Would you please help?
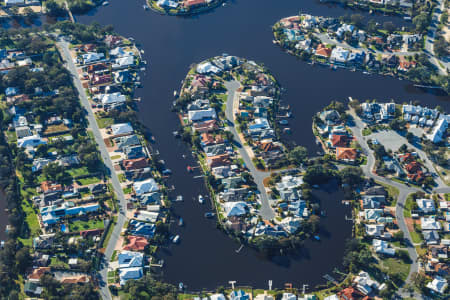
[67,166,90,178]
[101,216,117,249]
[19,198,40,247]
[96,116,114,129]
[68,219,105,232]
[50,256,69,269]
[111,155,121,160]
[380,257,411,282]
[404,195,414,218]
[123,187,132,194]
[410,230,423,244]
[77,176,101,185]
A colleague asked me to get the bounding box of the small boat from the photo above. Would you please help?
[172,235,180,243]
[283,128,291,134]
[198,195,204,204]
[187,166,193,172]
[173,131,180,137]
[279,119,288,125]
[178,282,184,291]
[205,212,215,218]
[286,111,292,118]
[173,90,178,97]
[176,195,183,201]
[178,218,184,226]
[102,1,109,5]
[0,241,4,248]
[162,169,172,175]
[314,235,320,241]
[143,4,149,10]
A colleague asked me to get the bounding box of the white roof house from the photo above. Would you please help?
[365,224,385,236]
[111,123,133,136]
[99,92,126,105]
[372,239,395,256]
[133,178,159,196]
[416,198,436,214]
[196,62,221,74]
[276,175,303,191]
[223,201,248,217]
[81,52,104,64]
[118,267,143,286]
[353,271,380,295]
[5,0,24,5]
[113,56,134,69]
[118,251,144,269]
[254,294,274,300]
[110,47,133,58]
[157,0,179,8]
[135,210,159,223]
[421,216,441,230]
[210,294,227,300]
[427,118,448,143]
[330,47,350,63]
[188,108,217,123]
[17,135,46,148]
[281,293,296,300]
[427,276,448,294]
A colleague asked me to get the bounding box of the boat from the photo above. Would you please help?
[279,119,288,125]
[102,1,109,5]
[162,169,172,175]
[204,212,215,218]
[178,218,184,226]
[286,111,292,118]
[173,90,178,97]
[283,128,291,134]
[0,241,4,248]
[176,195,183,201]
[178,282,184,291]
[314,235,320,241]
[172,235,180,243]
[187,166,193,172]
[143,4,149,10]
[198,195,204,204]
[173,131,180,138]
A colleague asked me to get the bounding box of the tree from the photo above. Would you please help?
[434,36,449,58]
[406,132,414,143]
[413,13,430,32]
[339,166,363,187]
[288,146,308,165]
[304,164,334,185]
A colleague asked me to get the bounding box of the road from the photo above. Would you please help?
[224,81,275,220]
[347,107,450,297]
[58,40,126,300]
[424,0,449,75]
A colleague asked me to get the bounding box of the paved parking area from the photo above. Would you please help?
[370,130,408,152]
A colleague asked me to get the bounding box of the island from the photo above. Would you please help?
[148,0,225,16]
[273,13,449,93]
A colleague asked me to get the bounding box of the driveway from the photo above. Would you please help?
[58,40,126,300]
[224,81,275,220]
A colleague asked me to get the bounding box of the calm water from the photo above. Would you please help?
[34,0,450,290]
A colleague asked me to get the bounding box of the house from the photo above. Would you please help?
[330,47,350,64]
[5,87,18,97]
[331,134,349,148]
[134,210,158,223]
[427,118,448,143]
[124,145,145,159]
[133,178,159,195]
[193,119,218,133]
[81,52,104,64]
[223,201,248,217]
[123,235,149,251]
[104,35,122,48]
[188,108,217,123]
[112,56,134,69]
[372,239,395,256]
[5,0,24,5]
[115,134,140,150]
[365,224,385,236]
[119,267,143,286]
[17,135,46,148]
[207,154,231,168]
[364,209,384,222]
[320,110,340,125]
[111,123,133,136]
[353,271,380,295]
[421,216,441,230]
[426,276,448,294]
[157,0,179,8]
[138,192,161,206]
[210,294,227,300]
[336,147,357,162]
[184,0,209,8]
[196,62,221,74]
[229,290,250,300]
[423,230,440,245]
[281,293,296,300]
[28,267,51,282]
[122,157,149,171]
[32,158,52,172]
[99,92,126,106]
[337,287,366,300]
[315,44,332,57]
[128,219,156,238]
[118,250,143,269]
[361,195,384,209]
[416,198,436,214]
[24,280,43,296]
[89,183,106,194]
[15,126,32,139]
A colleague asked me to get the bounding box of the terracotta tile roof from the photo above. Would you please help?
[184,0,207,7]
[336,147,357,161]
[207,154,231,169]
[60,275,90,284]
[122,157,149,171]
[123,235,149,251]
[331,134,349,148]
[405,161,421,174]
[40,181,63,193]
[28,267,50,280]
[316,44,332,57]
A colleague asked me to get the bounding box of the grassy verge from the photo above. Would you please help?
[68,219,105,232]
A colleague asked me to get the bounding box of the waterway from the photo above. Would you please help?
[60,0,450,291]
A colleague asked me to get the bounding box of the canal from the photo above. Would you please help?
[0,191,8,241]
[70,0,449,291]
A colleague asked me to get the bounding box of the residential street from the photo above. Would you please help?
[58,40,125,300]
[347,108,450,298]
[224,81,275,220]
[424,0,449,75]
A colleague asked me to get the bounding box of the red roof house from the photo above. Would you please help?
[123,235,149,251]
